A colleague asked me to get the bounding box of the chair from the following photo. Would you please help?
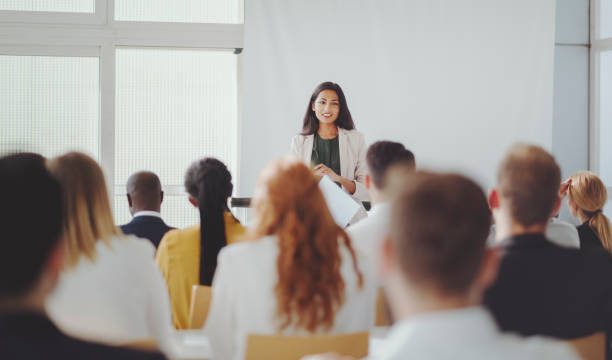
[120,338,158,352]
[375,289,392,326]
[244,331,369,360]
[188,285,212,329]
[565,332,605,360]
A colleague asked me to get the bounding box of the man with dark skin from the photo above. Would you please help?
[120,171,174,248]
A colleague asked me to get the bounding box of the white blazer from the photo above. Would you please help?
[203,236,377,360]
[290,128,369,202]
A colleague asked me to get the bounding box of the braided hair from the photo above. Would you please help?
[184,158,233,285]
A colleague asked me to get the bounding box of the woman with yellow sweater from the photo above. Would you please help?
[156,158,245,329]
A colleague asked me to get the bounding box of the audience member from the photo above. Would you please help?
[204,158,376,360]
[347,141,415,271]
[0,153,165,360]
[304,171,578,360]
[120,171,174,249]
[563,171,611,253]
[484,144,612,357]
[44,152,174,355]
[156,158,245,329]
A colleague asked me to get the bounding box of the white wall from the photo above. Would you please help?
[240,0,556,195]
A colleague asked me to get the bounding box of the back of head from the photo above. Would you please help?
[126,171,163,212]
[251,157,363,332]
[0,153,62,299]
[366,141,415,189]
[390,171,491,296]
[47,152,119,267]
[184,158,233,286]
[496,144,561,227]
[568,171,611,252]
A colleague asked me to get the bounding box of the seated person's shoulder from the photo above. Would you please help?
[497,333,579,360]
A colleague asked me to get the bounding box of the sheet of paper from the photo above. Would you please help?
[318,175,361,228]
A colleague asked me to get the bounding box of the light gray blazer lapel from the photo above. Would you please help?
[338,128,350,179]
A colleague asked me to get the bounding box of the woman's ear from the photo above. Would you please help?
[188,195,199,208]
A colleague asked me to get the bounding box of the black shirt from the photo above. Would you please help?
[311,133,341,177]
[0,312,167,360]
[577,221,605,252]
[484,233,612,358]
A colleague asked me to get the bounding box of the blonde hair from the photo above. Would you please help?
[47,152,120,267]
[568,171,611,253]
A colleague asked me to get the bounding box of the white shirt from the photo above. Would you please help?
[203,235,377,360]
[46,235,174,355]
[372,307,579,360]
[133,210,162,218]
[347,202,390,276]
[487,219,580,248]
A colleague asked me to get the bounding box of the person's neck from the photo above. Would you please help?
[0,293,46,315]
[495,216,547,241]
[577,212,590,224]
[317,123,338,139]
[386,274,479,322]
[368,187,386,206]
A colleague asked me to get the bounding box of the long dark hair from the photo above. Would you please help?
[184,158,233,286]
[301,82,355,135]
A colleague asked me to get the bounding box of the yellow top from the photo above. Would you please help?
[156,212,246,329]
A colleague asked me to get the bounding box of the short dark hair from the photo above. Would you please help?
[0,153,63,298]
[366,141,415,188]
[127,171,162,210]
[301,82,355,135]
[390,172,491,296]
[496,144,561,227]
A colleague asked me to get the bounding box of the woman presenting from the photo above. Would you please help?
[290,81,369,205]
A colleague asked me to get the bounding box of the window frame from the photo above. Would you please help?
[0,0,244,211]
[0,0,106,25]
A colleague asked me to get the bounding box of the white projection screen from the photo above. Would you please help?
[240,0,556,195]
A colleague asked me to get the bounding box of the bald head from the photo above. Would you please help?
[126,171,163,215]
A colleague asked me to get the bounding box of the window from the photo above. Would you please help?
[0,1,244,225]
[0,55,99,159]
[591,0,612,218]
[115,0,243,24]
[0,0,95,13]
[114,47,238,228]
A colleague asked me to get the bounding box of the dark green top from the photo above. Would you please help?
[311,133,341,177]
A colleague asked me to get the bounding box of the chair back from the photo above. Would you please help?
[565,332,605,360]
[375,288,391,326]
[244,331,369,360]
[188,284,212,329]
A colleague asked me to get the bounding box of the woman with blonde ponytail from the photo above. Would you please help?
[565,171,611,253]
[203,157,376,360]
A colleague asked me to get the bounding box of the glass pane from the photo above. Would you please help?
[114,47,238,227]
[0,0,94,13]
[114,195,199,229]
[600,51,612,187]
[601,0,612,39]
[0,55,99,160]
[115,0,243,24]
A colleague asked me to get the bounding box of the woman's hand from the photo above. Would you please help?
[559,178,572,198]
[314,163,341,183]
[313,164,356,194]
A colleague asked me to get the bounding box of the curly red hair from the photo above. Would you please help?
[249,157,363,332]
